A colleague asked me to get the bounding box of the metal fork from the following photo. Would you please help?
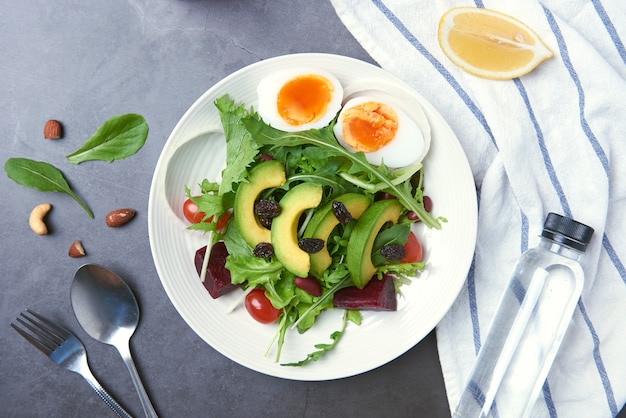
[11,309,134,418]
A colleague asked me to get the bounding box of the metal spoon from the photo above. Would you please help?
[70,263,158,418]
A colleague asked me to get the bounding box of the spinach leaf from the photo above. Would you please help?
[66,114,148,164]
[4,158,94,218]
[371,223,411,266]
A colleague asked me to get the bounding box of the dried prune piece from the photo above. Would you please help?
[380,244,407,260]
[332,200,352,224]
[254,199,281,218]
[253,242,274,258]
[298,238,325,254]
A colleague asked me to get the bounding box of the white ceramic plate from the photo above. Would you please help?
[148,53,477,381]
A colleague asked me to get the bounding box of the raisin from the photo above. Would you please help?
[258,216,273,229]
[253,242,274,258]
[332,201,352,224]
[298,238,325,254]
[380,244,407,260]
[254,199,281,218]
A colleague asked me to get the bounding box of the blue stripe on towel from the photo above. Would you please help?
[370,0,497,147]
[521,210,529,252]
[602,235,626,285]
[578,298,619,416]
[542,380,558,418]
[543,7,610,175]
[467,256,481,355]
[467,186,482,355]
[591,0,626,65]
[513,78,572,217]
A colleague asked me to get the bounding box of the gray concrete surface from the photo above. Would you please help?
[1,1,452,417]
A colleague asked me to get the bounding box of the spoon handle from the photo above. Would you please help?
[117,341,159,418]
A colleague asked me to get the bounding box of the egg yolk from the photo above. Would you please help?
[277,74,334,126]
[339,101,398,152]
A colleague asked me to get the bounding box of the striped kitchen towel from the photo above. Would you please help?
[330,1,625,416]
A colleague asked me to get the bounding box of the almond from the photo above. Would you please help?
[106,208,136,227]
[44,119,63,139]
[68,240,86,258]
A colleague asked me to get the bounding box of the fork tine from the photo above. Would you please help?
[19,312,63,346]
[11,319,55,355]
[10,310,68,355]
[26,309,71,340]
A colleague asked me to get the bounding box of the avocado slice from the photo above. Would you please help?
[271,182,323,277]
[346,199,402,288]
[303,193,372,278]
[233,160,286,247]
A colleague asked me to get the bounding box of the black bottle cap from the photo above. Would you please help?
[541,213,594,252]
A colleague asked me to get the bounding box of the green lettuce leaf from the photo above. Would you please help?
[215,95,261,195]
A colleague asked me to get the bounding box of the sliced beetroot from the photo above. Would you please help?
[195,241,239,299]
[333,274,397,311]
[294,276,323,297]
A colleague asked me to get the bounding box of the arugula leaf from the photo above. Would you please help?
[346,309,362,326]
[293,297,330,333]
[291,275,352,330]
[241,116,441,229]
[273,307,297,363]
[282,309,359,367]
[4,158,94,218]
[66,114,148,164]
[215,96,261,195]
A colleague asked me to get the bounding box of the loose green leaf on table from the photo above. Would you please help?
[66,114,148,164]
[4,158,94,218]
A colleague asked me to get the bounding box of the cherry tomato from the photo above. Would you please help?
[214,210,231,232]
[401,231,423,263]
[183,198,231,232]
[183,198,206,224]
[245,289,281,324]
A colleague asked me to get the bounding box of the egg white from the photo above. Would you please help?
[256,68,344,132]
[334,93,428,168]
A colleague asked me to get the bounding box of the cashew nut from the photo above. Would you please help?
[29,203,52,235]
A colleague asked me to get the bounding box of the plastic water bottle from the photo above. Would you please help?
[453,213,594,418]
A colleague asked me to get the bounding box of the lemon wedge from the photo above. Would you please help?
[437,7,553,80]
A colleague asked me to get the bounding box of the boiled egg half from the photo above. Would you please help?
[257,68,343,132]
[333,89,430,168]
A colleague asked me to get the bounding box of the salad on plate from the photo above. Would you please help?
[180,68,444,366]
